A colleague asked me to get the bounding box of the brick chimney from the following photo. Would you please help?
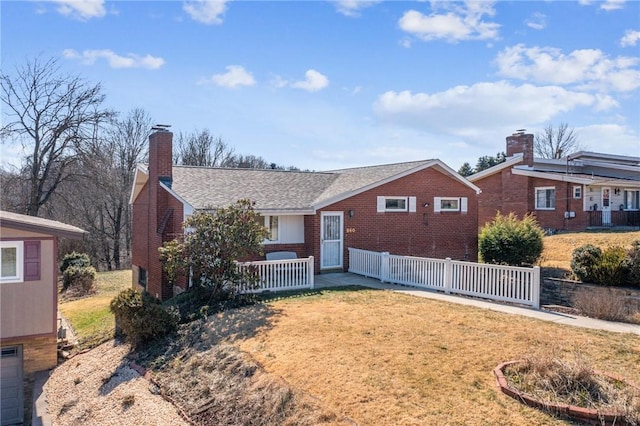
[148,130,173,184]
[506,130,534,166]
[147,129,174,300]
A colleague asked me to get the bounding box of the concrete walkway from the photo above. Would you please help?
[315,272,640,336]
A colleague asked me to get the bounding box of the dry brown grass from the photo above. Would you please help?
[230,288,640,425]
[505,347,640,425]
[540,230,640,273]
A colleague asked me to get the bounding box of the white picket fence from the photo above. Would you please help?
[238,256,314,293]
[348,248,540,308]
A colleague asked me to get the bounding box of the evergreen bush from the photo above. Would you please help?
[570,244,602,283]
[478,212,544,266]
[62,265,97,293]
[109,288,179,348]
[60,251,91,274]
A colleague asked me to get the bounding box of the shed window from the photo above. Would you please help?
[1,241,23,283]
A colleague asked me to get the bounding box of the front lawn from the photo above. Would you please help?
[139,287,640,425]
[59,269,131,349]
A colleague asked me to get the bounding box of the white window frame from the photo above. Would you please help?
[376,196,416,213]
[263,215,279,243]
[1,241,24,284]
[433,197,468,213]
[535,186,556,210]
[573,186,582,199]
[438,197,460,212]
[624,189,640,210]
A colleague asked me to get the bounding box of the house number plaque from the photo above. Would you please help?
[346,227,356,234]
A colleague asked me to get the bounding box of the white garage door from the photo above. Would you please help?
[1,346,23,426]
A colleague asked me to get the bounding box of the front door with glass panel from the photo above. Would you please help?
[320,212,343,269]
[601,187,611,225]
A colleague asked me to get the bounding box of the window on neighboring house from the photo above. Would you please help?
[264,216,279,242]
[624,190,640,210]
[138,267,147,288]
[434,197,468,213]
[376,196,417,212]
[573,186,582,199]
[1,241,23,283]
[535,187,556,210]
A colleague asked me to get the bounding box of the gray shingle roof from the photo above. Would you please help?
[170,160,436,211]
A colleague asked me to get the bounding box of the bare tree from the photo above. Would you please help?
[174,129,234,167]
[79,108,152,269]
[534,122,583,159]
[0,56,113,216]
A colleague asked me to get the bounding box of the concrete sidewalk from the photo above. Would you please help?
[314,272,640,336]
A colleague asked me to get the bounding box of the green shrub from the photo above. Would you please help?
[570,244,602,283]
[478,212,544,266]
[60,251,91,274]
[109,289,179,348]
[591,246,628,287]
[623,240,640,288]
[62,265,97,293]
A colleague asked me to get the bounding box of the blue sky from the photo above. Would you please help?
[1,0,639,171]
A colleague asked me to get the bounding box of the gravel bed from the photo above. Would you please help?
[44,340,187,425]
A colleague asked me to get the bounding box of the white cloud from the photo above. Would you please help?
[398,1,500,43]
[373,81,613,136]
[525,12,546,30]
[52,0,105,20]
[620,30,640,47]
[62,49,165,69]
[290,70,330,92]
[183,0,228,25]
[574,124,639,155]
[332,0,381,17]
[495,44,640,92]
[201,65,256,88]
[600,0,625,11]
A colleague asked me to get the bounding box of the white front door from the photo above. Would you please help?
[601,187,611,225]
[320,212,343,270]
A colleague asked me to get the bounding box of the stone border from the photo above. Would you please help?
[493,360,636,426]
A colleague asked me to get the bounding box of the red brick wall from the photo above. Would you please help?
[317,167,479,271]
[476,171,589,232]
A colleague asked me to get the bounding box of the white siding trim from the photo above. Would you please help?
[461,197,468,213]
[377,196,385,213]
[434,197,441,213]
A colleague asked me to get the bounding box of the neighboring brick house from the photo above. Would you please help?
[469,131,640,232]
[130,130,481,300]
[0,211,85,426]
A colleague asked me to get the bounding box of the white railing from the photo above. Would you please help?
[238,256,314,293]
[348,248,540,308]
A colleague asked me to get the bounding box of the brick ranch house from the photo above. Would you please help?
[0,210,85,426]
[130,130,481,300]
[469,131,640,232]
